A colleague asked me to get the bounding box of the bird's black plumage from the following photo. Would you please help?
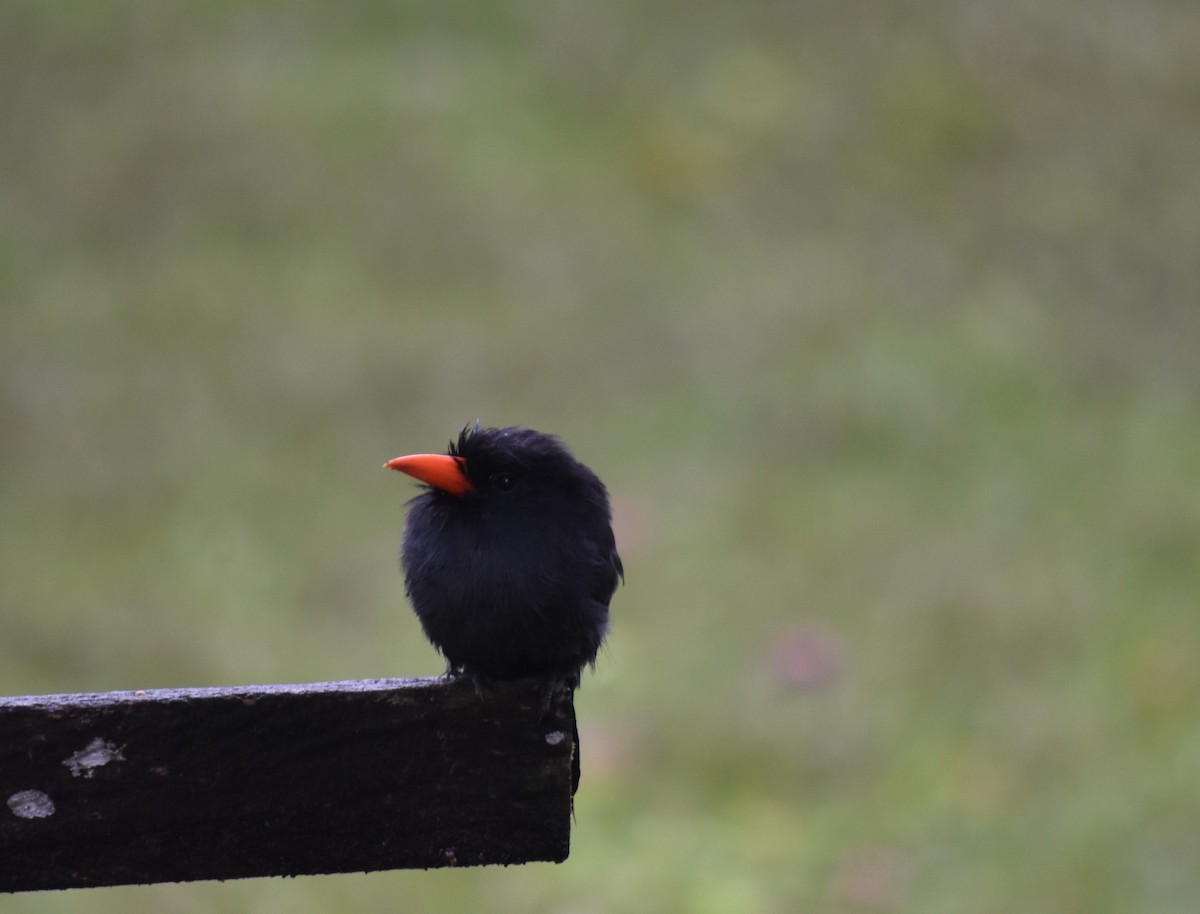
[400,424,621,677]
[388,424,622,791]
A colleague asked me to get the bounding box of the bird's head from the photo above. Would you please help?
[385,424,602,506]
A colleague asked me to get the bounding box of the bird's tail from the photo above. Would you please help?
[571,713,581,795]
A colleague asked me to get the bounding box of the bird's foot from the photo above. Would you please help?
[441,666,489,699]
[468,671,491,700]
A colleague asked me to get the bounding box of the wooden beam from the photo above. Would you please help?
[0,677,575,892]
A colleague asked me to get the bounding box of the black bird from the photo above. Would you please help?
[385,424,622,791]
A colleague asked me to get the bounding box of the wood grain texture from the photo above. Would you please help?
[0,677,575,892]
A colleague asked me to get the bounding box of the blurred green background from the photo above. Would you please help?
[2,1,1199,911]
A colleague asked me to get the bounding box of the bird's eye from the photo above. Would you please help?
[490,472,518,493]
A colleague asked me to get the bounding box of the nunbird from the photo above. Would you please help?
[385,424,622,790]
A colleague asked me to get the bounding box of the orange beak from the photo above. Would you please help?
[384,453,474,496]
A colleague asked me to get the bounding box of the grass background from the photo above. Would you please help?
[2,1,1199,911]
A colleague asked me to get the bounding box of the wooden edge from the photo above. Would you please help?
[0,676,575,892]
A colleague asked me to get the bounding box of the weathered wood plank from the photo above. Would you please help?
[0,677,575,892]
